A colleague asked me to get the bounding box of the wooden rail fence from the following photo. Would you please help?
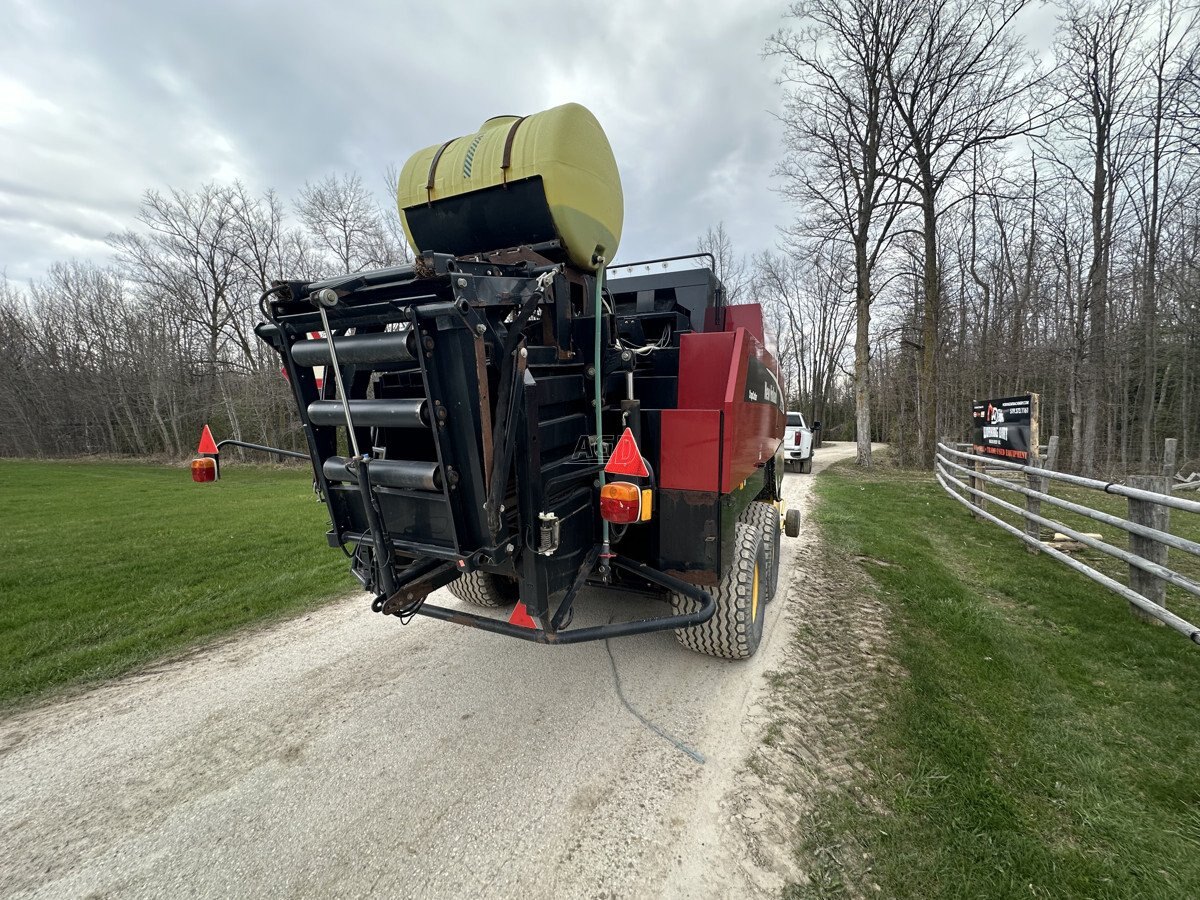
[935,440,1200,646]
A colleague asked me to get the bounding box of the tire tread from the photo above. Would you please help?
[447,571,517,608]
[672,515,766,660]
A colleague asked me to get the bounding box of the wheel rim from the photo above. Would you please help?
[751,562,760,621]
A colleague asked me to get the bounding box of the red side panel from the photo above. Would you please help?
[663,331,734,491]
[677,331,736,409]
[668,319,785,495]
[703,303,766,342]
[659,409,722,491]
[723,336,785,492]
[720,328,756,493]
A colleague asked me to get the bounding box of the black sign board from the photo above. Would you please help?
[971,394,1039,462]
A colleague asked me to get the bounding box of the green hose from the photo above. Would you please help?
[593,258,608,546]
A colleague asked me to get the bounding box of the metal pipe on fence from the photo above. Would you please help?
[936,452,1200,560]
[938,443,1200,515]
[935,458,1200,600]
[934,468,1200,644]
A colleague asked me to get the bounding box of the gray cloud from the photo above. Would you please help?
[0,0,792,284]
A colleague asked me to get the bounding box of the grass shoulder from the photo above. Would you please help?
[785,452,1200,898]
[0,460,347,710]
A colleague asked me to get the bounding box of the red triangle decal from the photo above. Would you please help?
[604,427,650,477]
[197,425,219,455]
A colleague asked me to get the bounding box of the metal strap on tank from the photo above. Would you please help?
[500,117,527,184]
[425,139,455,201]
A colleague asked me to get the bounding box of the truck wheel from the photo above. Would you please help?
[744,501,781,604]
[784,508,801,538]
[671,522,767,660]
[448,571,518,608]
[800,457,813,474]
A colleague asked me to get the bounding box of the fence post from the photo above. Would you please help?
[1043,435,1060,473]
[1127,473,1171,624]
[1025,449,1042,553]
[971,455,987,521]
[1163,438,1178,480]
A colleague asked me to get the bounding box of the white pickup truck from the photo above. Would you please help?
[784,411,817,473]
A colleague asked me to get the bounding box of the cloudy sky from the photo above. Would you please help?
[1,0,802,284]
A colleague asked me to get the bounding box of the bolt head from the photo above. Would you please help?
[457,277,467,288]
[476,323,486,334]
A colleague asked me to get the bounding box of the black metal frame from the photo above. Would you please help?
[252,245,732,646]
[374,551,714,644]
[214,439,309,461]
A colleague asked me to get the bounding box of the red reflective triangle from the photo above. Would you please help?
[604,427,650,477]
[508,601,537,629]
[197,424,218,455]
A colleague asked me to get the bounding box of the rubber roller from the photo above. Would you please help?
[291,331,416,367]
[323,457,442,492]
[308,399,428,428]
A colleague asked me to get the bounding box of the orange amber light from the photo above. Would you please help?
[191,457,217,483]
[599,481,641,524]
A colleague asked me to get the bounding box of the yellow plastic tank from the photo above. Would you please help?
[396,103,623,272]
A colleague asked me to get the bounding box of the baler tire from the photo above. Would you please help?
[671,521,767,660]
[784,508,801,538]
[800,457,813,474]
[745,501,782,604]
[447,571,519,608]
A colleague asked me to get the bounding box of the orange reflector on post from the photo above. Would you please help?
[191,457,217,483]
[600,481,642,524]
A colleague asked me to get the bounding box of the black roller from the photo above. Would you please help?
[323,457,442,492]
[291,331,416,367]
[308,399,428,428]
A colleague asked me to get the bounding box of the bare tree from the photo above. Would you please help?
[697,222,751,303]
[768,0,909,467]
[1048,0,1146,472]
[1129,0,1197,463]
[884,0,1046,464]
[295,172,409,274]
[755,245,854,439]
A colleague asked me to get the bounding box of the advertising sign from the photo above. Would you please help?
[971,394,1039,462]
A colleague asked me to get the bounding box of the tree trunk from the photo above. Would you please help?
[918,186,939,467]
[854,238,873,467]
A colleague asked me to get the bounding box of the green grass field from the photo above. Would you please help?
[0,460,348,709]
[803,458,1200,899]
